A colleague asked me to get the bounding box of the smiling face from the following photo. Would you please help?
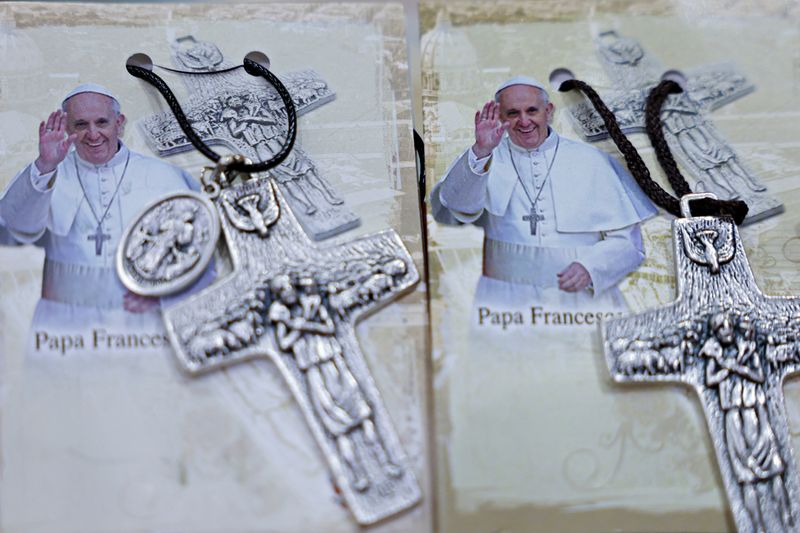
[497,85,553,150]
[64,92,125,165]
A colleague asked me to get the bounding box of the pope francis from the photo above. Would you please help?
[0,83,199,333]
[430,76,657,309]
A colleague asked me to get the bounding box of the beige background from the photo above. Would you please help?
[422,1,800,532]
[0,3,431,532]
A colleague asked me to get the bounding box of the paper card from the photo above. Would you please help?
[0,3,431,531]
[422,2,800,531]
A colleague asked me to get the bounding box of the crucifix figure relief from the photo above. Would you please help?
[161,176,421,525]
[565,30,783,224]
[139,35,359,240]
[603,210,800,533]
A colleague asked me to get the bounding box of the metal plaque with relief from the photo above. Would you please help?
[565,30,783,224]
[139,35,360,241]
[117,190,219,296]
[603,195,800,533]
[149,174,422,525]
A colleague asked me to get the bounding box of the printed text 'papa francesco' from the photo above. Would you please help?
[478,306,624,330]
[35,329,170,354]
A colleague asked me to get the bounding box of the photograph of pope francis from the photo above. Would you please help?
[0,83,201,334]
[430,75,657,310]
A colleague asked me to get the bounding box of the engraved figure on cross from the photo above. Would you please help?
[598,33,644,66]
[701,313,794,532]
[661,95,766,198]
[221,95,281,163]
[268,273,401,492]
[253,94,286,153]
[161,176,421,524]
[271,151,344,215]
[766,325,799,370]
[174,37,223,71]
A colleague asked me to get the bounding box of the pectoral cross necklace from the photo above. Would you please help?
[507,135,560,235]
[74,151,131,255]
[119,52,421,524]
[557,73,798,533]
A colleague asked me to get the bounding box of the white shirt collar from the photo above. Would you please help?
[507,128,558,154]
[73,140,130,170]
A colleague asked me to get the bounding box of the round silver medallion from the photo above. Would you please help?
[117,190,220,296]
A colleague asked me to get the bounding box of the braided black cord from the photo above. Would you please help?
[127,63,219,163]
[643,80,692,197]
[240,58,297,171]
[126,57,297,173]
[559,79,682,217]
[645,80,748,224]
[156,64,242,76]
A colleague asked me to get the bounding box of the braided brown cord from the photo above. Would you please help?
[559,79,682,217]
[126,57,297,173]
[643,80,692,197]
[645,80,748,224]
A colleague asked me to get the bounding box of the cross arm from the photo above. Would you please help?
[162,229,418,374]
[684,62,754,112]
[311,230,420,322]
[281,69,337,114]
[140,68,334,157]
[567,88,648,141]
[603,301,699,384]
[761,295,800,379]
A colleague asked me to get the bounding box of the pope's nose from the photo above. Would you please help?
[517,115,533,127]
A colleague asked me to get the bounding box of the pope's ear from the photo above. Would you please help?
[545,102,555,122]
[117,113,127,134]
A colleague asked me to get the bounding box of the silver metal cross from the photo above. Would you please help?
[161,177,421,525]
[88,225,111,255]
[566,30,783,224]
[139,35,359,241]
[603,197,800,533]
[522,209,544,235]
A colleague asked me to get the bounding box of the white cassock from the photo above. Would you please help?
[430,130,658,310]
[0,142,199,337]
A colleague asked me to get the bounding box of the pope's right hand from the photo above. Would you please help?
[472,101,509,159]
[35,110,77,175]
